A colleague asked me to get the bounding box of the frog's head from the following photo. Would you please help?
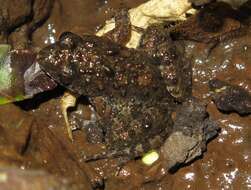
[37,32,83,88]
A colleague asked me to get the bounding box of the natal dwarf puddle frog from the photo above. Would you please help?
[37,22,192,159]
[36,2,245,159]
[37,27,191,159]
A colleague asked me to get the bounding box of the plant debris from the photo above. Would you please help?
[0,47,56,105]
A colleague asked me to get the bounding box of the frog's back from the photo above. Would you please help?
[38,32,169,101]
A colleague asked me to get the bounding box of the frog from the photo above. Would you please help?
[36,9,192,160]
[37,31,178,159]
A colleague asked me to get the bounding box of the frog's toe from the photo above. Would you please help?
[60,91,77,141]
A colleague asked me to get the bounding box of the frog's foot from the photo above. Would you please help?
[60,91,77,141]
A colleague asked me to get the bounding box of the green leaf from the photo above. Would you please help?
[0,45,11,90]
[0,45,31,105]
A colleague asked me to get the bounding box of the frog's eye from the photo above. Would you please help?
[59,32,82,48]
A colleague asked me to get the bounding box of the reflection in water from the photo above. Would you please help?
[246,176,251,188]
[221,168,239,189]
[228,123,243,130]
[233,137,243,144]
[218,128,228,143]
[224,41,237,52]
[235,63,245,70]
[44,24,56,45]
[184,172,195,181]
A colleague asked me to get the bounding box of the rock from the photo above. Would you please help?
[161,98,219,170]
[161,132,202,168]
[209,79,251,115]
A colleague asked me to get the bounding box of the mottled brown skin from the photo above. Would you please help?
[102,10,192,101]
[39,32,171,101]
[38,32,176,159]
[86,96,173,159]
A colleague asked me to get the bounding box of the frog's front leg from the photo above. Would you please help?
[103,8,131,46]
